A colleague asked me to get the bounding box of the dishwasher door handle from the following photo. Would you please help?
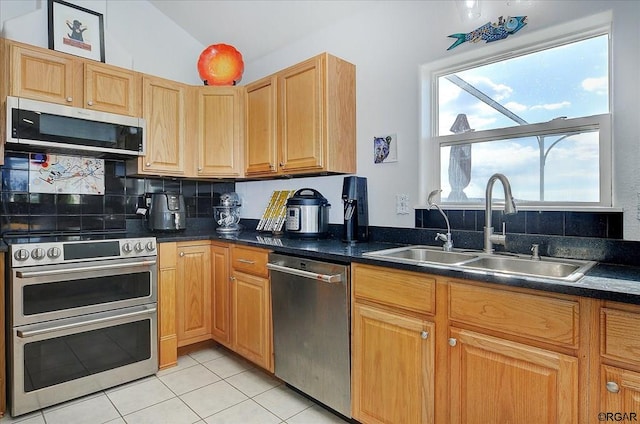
[267,263,342,283]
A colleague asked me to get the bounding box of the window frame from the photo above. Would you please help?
[419,12,614,210]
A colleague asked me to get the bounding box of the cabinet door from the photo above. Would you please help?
[84,62,140,116]
[352,303,434,424]
[244,76,278,176]
[278,56,323,172]
[601,365,640,419]
[139,76,187,176]
[449,327,578,424]
[176,243,211,346]
[211,244,232,347]
[197,87,243,177]
[158,243,178,369]
[10,43,77,105]
[232,271,272,371]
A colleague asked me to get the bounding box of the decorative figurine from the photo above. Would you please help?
[447,16,527,51]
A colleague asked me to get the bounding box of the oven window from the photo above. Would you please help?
[23,272,150,315]
[23,320,151,392]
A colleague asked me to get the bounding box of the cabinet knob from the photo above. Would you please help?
[230,276,236,282]
[269,164,275,170]
[145,162,151,167]
[606,381,620,393]
[420,331,429,340]
[66,96,73,102]
[448,338,457,347]
[87,100,93,106]
[279,163,284,167]
[179,252,185,257]
[198,167,203,171]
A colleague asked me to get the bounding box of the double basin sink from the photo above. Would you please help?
[363,245,596,282]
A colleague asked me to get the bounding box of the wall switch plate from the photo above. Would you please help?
[396,194,410,215]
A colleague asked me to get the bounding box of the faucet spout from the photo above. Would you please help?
[484,174,517,254]
[428,189,453,252]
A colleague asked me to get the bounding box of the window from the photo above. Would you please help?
[422,20,612,208]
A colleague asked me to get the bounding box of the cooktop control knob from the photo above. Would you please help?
[134,242,144,253]
[47,247,61,259]
[31,248,46,260]
[14,249,30,261]
[146,241,156,252]
[122,243,133,253]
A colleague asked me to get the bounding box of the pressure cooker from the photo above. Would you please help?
[285,188,330,238]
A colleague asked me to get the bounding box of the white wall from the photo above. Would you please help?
[2,0,639,239]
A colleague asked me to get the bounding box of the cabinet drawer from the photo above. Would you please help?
[352,264,435,315]
[449,282,579,348]
[601,307,640,365]
[231,245,269,277]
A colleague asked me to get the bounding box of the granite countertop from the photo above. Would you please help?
[147,228,640,305]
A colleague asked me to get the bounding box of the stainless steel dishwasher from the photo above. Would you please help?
[267,253,351,418]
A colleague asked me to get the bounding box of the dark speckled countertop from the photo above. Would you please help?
[141,228,640,305]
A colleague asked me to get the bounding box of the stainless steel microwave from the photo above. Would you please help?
[6,96,145,157]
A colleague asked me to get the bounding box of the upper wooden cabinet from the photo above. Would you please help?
[7,40,141,116]
[244,53,356,177]
[130,75,189,177]
[195,87,244,178]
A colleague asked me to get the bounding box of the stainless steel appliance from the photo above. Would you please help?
[342,176,369,243]
[267,253,351,418]
[7,235,158,416]
[145,193,186,232]
[285,188,330,239]
[214,192,242,234]
[6,96,145,157]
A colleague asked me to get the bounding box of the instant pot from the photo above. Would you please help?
[285,188,330,238]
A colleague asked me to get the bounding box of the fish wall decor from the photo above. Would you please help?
[447,16,527,51]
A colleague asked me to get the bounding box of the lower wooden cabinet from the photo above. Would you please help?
[231,245,273,372]
[176,242,212,346]
[448,327,578,424]
[352,303,434,424]
[158,242,178,369]
[211,242,232,348]
[601,365,640,418]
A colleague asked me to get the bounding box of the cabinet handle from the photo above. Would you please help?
[179,252,185,257]
[237,259,255,265]
[87,100,93,106]
[269,164,275,170]
[66,96,73,102]
[420,331,429,340]
[279,163,284,167]
[448,338,457,347]
[230,276,236,282]
[606,381,620,393]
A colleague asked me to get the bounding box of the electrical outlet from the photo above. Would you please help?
[396,194,410,215]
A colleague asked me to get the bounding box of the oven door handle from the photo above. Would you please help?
[16,305,157,338]
[15,259,156,278]
[267,263,342,283]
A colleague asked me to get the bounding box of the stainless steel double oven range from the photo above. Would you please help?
[6,234,158,417]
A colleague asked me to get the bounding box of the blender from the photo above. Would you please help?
[214,192,242,233]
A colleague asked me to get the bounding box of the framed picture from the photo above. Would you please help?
[373,133,398,164]
[48,0,105,62]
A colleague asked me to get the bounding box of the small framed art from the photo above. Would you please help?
[48,0,105,62]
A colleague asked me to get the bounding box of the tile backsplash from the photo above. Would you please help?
[0,151,235,235]
[416,208,623,239]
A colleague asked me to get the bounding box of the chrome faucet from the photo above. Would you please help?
[484,174,517,254]
[427,189,453,252]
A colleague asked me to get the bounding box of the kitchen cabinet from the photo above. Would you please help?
[176,241,211,347]
[244,53,356,177]
[195,87,244,177]
[0,255,5,416]
[129,75,190,177]
[158,242,178,369]
[210,242,232,348]
[599,304,640,419]
[351,264,435,424]
[7,40,141,116]
[230,245,273,371]
[448,327,578,424]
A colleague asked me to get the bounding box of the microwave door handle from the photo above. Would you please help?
[15,259,156,278]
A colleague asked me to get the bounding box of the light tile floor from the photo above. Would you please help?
[1,345,350,424]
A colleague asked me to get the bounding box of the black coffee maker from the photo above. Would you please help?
[342,176,369,243]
